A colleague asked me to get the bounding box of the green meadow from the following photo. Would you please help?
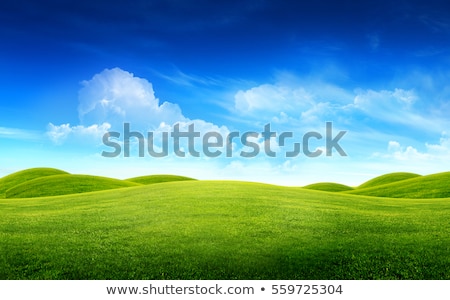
[0,168,449,279]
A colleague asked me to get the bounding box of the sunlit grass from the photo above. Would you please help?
[126,174,196,185]
[1,180,449,279]
[303,182,353,192]
[5,174,140,198]
[346,172,450,198]
[0,168,68,198]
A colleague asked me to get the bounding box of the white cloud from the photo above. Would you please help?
[47,123,111,145]
[78,67,186,128]
[47,68,229,148]
[39,68,450,184]
[387,140,401,152]
[233,81,439,131]
[234,77,435,127]
[383,132,450,162]
[232,81,352,127]
[351,88,450,132]
[425,132,450,156]
[387,142,430,161]
[353,88,417,111]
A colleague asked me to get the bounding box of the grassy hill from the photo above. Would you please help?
[347,172,450,198]
[357,172,421,189]
[5,174,140,198]
[126,174,196,185]
[303,182,354,192]
[0,168,68,198]
[0,168,449,279]
[0,180,449,280]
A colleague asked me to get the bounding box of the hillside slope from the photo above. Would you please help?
[347,172,450,198]
[0,168,68,197]
[126,174,196,185]
[357,172,421,189]
[5,174,140,198]
[303,182,354,192]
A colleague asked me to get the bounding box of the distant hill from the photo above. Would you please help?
[357,172,421,189]
[303,182,354,192]
[5,174,140,198]
[1,168,449,199]
[346,172,450,198]
[126,174,196,185]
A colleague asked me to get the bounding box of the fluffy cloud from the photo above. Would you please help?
[234,81,420,123]
[386,140,430,161]
[47,68,186,145]
[232,79,427,127]
[425,132,450,156]
[233,81,351,125]
[47,68,229,149]
[384,132,450,161]
[78,67,186,128]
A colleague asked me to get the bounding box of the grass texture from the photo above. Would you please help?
[0,169,449,279]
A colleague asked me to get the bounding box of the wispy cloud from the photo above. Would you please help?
[0,127,42,141]
[231,75,449,136]
[232,78,353,125]
[352,88,448,133]
[419,14,450,33]
[151,68,224,87]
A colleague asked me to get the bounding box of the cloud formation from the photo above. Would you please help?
[232,77,449,135]
[47,68,229,149]
[233,81,349,124]
[384,132,450,162]
[235,84,313,114]
[0,127,41,141]
[47,123,111,145]
[47,68,188,144]
[78,68,186,128]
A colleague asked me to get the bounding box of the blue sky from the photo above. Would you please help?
[1,0,449,185]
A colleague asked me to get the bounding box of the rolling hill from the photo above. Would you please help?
[346,172,450,198]
[5,174,140,198]
[0,168,68,197]
[357,172,421,189]
[303,182,354,192]
[0,179,449,280]
[126,174,196,185]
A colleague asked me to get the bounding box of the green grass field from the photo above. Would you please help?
[0,168,449,279]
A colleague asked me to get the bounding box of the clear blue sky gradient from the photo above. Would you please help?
[0,0,449,184]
